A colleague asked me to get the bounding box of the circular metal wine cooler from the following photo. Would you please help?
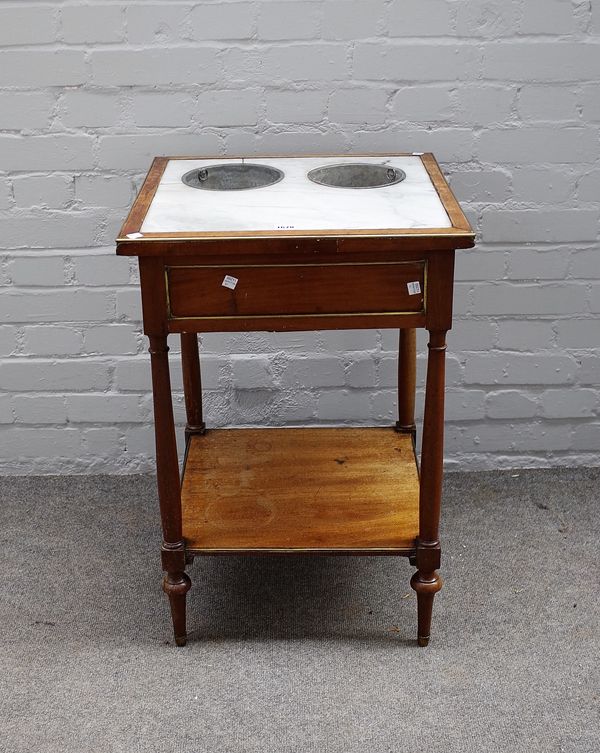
[182,163,284,191]
[307,163,406,189]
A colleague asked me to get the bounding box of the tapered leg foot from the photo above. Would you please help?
[163,571,191,647]
[410,570,442,647]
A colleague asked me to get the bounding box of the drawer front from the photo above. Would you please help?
[166,262,426,321]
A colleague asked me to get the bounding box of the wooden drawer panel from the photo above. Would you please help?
[166,262,425,320]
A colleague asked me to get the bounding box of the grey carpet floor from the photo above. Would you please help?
[0,468,598,753]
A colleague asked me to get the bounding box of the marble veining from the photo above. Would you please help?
[140,156,452,234]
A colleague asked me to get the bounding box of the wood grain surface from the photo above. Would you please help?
[167,261,425,319]
[181,428,419,553]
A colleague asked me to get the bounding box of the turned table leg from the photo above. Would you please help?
[181,332,205,439]
[411,329,447,646]
[411,565,442,647]
[396,328,416,435]
[162,568,192,648]
[149,334,191,646]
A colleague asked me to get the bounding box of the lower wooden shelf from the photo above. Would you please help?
[181,427,419,554]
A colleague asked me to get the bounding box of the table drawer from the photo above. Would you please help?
[166,262,425,320]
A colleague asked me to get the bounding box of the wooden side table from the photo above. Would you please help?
[116,153,475,646]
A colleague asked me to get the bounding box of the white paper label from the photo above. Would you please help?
[407,281,421,295]
[222,275,238,290]
[126,232,143,239]
[412,152,424,156]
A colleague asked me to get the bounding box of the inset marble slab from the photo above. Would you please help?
[141,156,451,235]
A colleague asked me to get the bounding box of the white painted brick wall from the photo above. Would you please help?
[0,1,599,474]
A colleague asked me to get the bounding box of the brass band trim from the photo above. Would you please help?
[167,260,426,269]
[118,229,473,243]
[169,311,425,322]
[186,546,416,554]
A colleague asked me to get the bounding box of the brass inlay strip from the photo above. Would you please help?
[118,230,472,243]
[167,260,425,269]
[170,311,425,322]
[186,547,415,554]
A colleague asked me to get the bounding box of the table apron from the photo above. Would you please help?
[165,260,427,332]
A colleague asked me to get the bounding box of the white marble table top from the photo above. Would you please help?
[140,156,451,235]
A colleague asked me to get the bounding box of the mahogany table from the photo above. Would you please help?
[116,153,475,646]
